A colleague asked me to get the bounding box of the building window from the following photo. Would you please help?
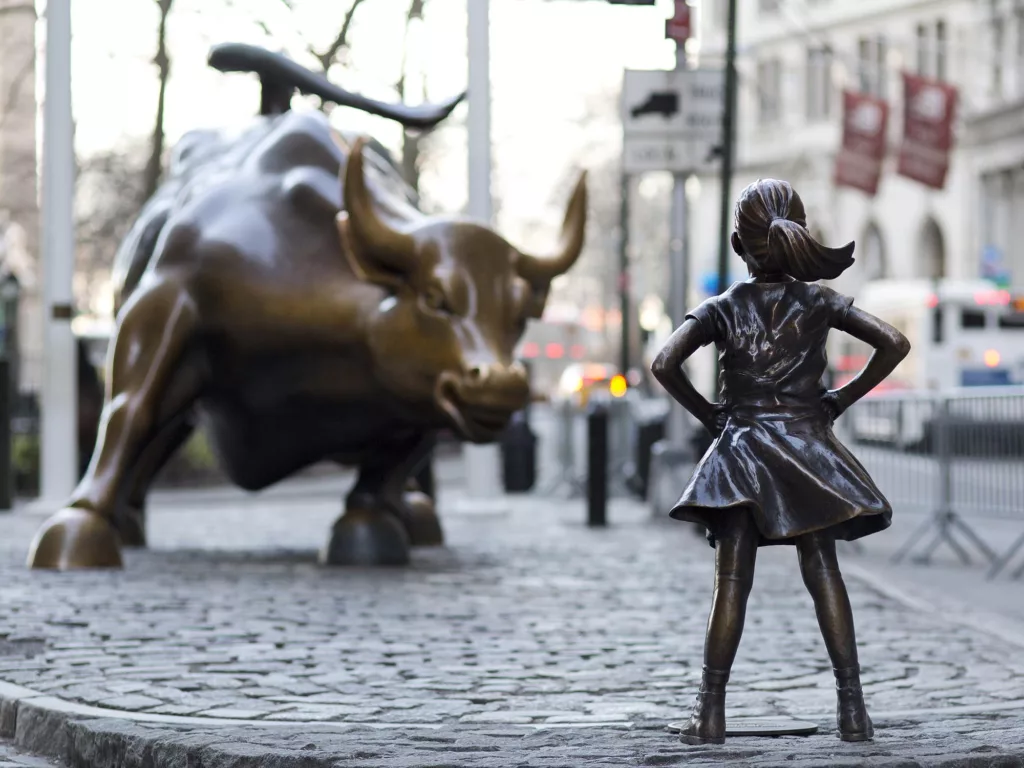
[858,37,872,92]
[857,36,887,96]
[916,23,928,75]
[876,35,888,98]
[806,46,833,121]
[936,19,947,81]
[1016,8,1024,95]
[993,19,1005,97]
[711,0,726,28]
[758,58,783,124]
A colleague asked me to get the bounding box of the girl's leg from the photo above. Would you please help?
[795,531,873,741]
[680,509,759,745]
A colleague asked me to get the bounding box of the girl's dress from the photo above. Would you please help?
[670,279,892,547]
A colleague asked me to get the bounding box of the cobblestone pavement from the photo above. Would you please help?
[0,478,1021,766]
[0,742,63,768]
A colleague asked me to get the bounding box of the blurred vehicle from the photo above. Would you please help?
[556,362,624,406]
[832,279,1024,446]
[516,317,612,397]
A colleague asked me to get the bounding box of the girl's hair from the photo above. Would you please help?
[734,179,855,281]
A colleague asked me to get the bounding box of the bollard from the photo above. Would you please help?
[586,399,608,527]
[500,410,537,492]
[0,357,10,510]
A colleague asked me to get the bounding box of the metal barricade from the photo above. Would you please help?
[539,393,642,500]
[836,388,1024,579]
[540,397,585,498]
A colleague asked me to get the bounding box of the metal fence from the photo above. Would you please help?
[536,388,1024,580]
[835,387,1024,579]
[537,394,651,499]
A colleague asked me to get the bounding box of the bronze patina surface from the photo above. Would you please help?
[27,45,587,571]
[651,179,910,744]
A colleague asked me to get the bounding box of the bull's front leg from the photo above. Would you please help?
[27,280,202,570]
[322,431,441,566]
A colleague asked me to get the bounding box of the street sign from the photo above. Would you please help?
[665,1,691,42]
[621,68,724,174]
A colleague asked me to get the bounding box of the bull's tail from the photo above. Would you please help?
[208,42,465,131]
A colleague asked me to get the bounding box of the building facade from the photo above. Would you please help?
[678,0,1015,392]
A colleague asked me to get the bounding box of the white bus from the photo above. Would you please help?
[832,279,1024,445]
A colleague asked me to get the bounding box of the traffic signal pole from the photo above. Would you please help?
[714,0,739,397]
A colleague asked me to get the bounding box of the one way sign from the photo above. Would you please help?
[622,68,724,173]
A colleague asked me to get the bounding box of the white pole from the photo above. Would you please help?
[460,0,506,511]
[39,0,77,504]
[466,0,491,223]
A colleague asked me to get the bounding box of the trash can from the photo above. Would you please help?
[500,410,536,492]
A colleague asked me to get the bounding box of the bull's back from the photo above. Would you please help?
[110,110,418,312]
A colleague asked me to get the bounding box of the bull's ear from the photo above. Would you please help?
[337,211,407,290]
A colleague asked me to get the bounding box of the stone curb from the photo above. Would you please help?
[4,677,1024,766]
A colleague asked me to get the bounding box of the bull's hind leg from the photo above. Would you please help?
[113,413,197,548]
[400,434,443,547]
[322,432,434,566]
[27,281,202,569]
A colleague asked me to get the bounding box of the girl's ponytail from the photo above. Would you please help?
[735,179,855,282]
[766,217,855,282]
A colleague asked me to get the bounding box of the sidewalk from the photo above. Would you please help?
[0,479,1021,767]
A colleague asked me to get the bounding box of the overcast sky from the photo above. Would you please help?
[60,0,680,247]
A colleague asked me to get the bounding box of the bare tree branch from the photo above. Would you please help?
[397,0,425,192]
[310,0,369,72]
[142,0,174,200]
[0,52,34,131]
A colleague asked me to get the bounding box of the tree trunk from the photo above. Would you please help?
[397,0,425,194]
[142,0,173,201]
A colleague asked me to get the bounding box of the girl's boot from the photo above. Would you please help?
[835,665,873,741]
[679,666,729,745]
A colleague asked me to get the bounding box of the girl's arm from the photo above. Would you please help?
[651,318,720,435]
[827,306,911,415]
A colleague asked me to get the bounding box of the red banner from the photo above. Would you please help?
[896,72,958,189]
[834,91,889,196]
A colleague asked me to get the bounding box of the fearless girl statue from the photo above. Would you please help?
[651,179,910,744]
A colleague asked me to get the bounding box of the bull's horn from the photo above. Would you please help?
[516,171,588,285]
[342,136,417,272]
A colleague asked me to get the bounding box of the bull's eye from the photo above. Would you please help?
[423,287,450,314]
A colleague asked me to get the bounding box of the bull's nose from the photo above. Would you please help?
[462,363,529,403]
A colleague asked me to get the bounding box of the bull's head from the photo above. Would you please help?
[337,136,586,443]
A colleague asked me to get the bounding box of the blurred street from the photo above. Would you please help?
[0,424,1020,766]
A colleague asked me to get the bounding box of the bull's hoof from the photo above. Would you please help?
[113,505,147,548]
[321,507,410,566]
[403,490,444,547]
[27,508,123,570]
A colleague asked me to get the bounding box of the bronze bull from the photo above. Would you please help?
[27,45,587,570]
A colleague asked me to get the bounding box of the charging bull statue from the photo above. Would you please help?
[28,44,587,570]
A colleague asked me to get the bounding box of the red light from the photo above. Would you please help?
[545,343,564,359]
[521,342,539,358]
[569,344,586,359]
[975,290,1012,306]
[926,294,939,308]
